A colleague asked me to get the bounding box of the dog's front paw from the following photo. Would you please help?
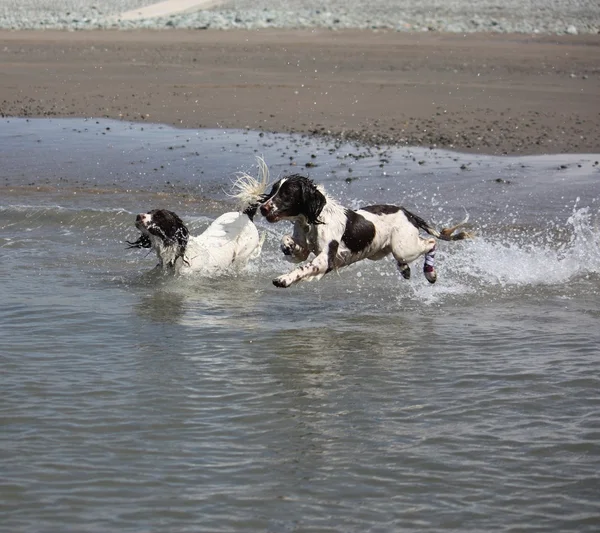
[280,236,296,256]
[273,276,291,288]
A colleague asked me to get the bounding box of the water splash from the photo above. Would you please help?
[445,205,599,289]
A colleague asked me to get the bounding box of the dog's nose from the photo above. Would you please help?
[136,213,150,225]
[260,202,271,217]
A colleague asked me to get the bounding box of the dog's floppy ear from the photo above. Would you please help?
[152,210,189,265]
[171,216,189,265]
[157,210,188,248]
[126,234,152,249]
[174,223,189,249]
[300,179,326,225]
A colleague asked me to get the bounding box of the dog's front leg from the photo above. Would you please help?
[280,222,311,263]
[280,235,310,263]
[273,250,332,288]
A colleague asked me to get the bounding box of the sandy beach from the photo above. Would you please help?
[1,29,599,155]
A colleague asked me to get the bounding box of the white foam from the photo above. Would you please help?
[445,206,600,289]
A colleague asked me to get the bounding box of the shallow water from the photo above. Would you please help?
[1,118,599,532]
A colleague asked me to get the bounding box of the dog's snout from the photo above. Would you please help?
[260,201,271,217]
[135,213,151,227]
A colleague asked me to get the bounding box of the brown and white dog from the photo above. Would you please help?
[127,158,270,275]
[260,174,472,288]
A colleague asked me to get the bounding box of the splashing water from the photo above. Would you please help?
[441,205,599,294]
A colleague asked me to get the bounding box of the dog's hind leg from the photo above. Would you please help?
[391,227,435,282]
[397,261,411,280]
[423,244,437,284]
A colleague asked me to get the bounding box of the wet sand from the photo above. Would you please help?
[0,29,598,155]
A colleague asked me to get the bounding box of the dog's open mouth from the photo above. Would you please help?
[265,213,281,223]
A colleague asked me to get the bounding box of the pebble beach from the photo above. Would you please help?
[1,0,599,34]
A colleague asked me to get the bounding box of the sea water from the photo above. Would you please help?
[1,118,599,532]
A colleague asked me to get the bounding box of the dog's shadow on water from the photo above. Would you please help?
[134,289,188,325]
[129,270,268,330]
[126,261,441,332]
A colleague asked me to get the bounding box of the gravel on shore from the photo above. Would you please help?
[0,0,599,34]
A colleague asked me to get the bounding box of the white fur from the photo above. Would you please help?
[229,156,270,210]
[132,157,270,276]
[277,198,435,287]
[260,177,470,288]
[180,211,263,275]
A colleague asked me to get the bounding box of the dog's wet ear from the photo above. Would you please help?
[175,224,189,249]
[126,234,152,249]
[154,210,188,245]
[301,179,326,224]
[169,217,189,265]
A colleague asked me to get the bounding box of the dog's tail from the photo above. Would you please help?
[229,156,271,220]
[401,207,473,241]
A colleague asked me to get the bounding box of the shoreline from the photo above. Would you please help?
[0,29,599,155]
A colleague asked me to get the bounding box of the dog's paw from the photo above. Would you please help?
[423,267,437,284]
[399,264,411,280]
[280,236,296,256]
[273,276,291,288]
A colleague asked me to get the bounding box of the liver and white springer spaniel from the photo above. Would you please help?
[260,174,472,288]
[127,159,270,275]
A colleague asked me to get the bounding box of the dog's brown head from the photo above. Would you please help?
[260,175,326,225]
[128,209,189,268]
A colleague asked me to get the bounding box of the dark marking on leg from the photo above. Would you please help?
[423,245,437,284]
[397,261,411,280]
[326,240,339,273]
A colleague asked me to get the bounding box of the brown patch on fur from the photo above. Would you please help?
[440,222,474,241]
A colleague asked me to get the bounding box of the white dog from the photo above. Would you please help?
[127,158,270,275]
[259,174,472,288]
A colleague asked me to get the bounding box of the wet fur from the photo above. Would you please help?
[127,209,190,269]
[260,175,472,288]
[127,158,270,274]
